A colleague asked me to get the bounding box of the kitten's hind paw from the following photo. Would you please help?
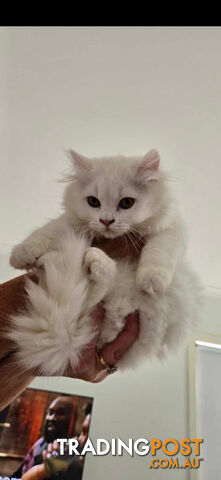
[83,247,116,286]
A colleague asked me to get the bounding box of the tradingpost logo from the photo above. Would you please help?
[57,437,204,470]
[149,438,203,470]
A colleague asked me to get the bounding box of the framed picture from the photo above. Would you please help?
[189,334,221,480]
[0,386,93,479]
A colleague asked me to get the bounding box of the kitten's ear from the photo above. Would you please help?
[135,149,160,183]
[68,150,93,180]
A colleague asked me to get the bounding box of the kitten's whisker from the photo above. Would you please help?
[125,231,140,256]
[123,233,130,255]
[122,233,130,256]
[130,227,146,243]
[128,229,143,247]
[131,230,144,251]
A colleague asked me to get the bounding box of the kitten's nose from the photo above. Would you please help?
[99,218,115,227]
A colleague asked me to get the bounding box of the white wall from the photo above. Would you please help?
[1,27,221,479]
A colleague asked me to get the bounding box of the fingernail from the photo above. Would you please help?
[114,350,122,361]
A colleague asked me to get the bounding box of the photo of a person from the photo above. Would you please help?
[22,402,93,480]
[0,388,93,480]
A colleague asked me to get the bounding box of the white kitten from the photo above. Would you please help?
[9,150,201,374]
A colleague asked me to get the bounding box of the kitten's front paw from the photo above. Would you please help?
[136,266,171,295]
[83,247,116,285]
[10,244,42,269]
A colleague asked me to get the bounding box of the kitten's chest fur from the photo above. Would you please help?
[92,234,148,333]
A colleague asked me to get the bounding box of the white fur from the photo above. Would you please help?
[8,232,116,375]
[9,149,201,374]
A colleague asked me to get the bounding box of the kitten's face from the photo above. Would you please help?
[64,150,164,238]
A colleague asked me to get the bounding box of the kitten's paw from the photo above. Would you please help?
[83,247,116,285]
[136,266,171,295]
[10,243,45,269]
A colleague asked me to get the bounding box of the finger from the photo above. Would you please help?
[73,354,109,383]
[82,352,109,382]
[102,311,140,366]
[53,440,59,450]
[47,443,53,453]
[65,306,105,377]
[66,311,139,380]
[42,450,47,461]
[91,304,105,329]
[22,464,48,480]
[92,369,109,383]
[73,366,108,383]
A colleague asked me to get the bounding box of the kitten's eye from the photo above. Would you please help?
[87,196,101,208]
[118,197,135,209]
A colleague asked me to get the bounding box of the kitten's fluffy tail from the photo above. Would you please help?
[7,232,95,375]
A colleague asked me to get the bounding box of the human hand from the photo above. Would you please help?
[22,441,66,480]
[21,463,48,480]
[21,443,59,480]
[65,306,140,383]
